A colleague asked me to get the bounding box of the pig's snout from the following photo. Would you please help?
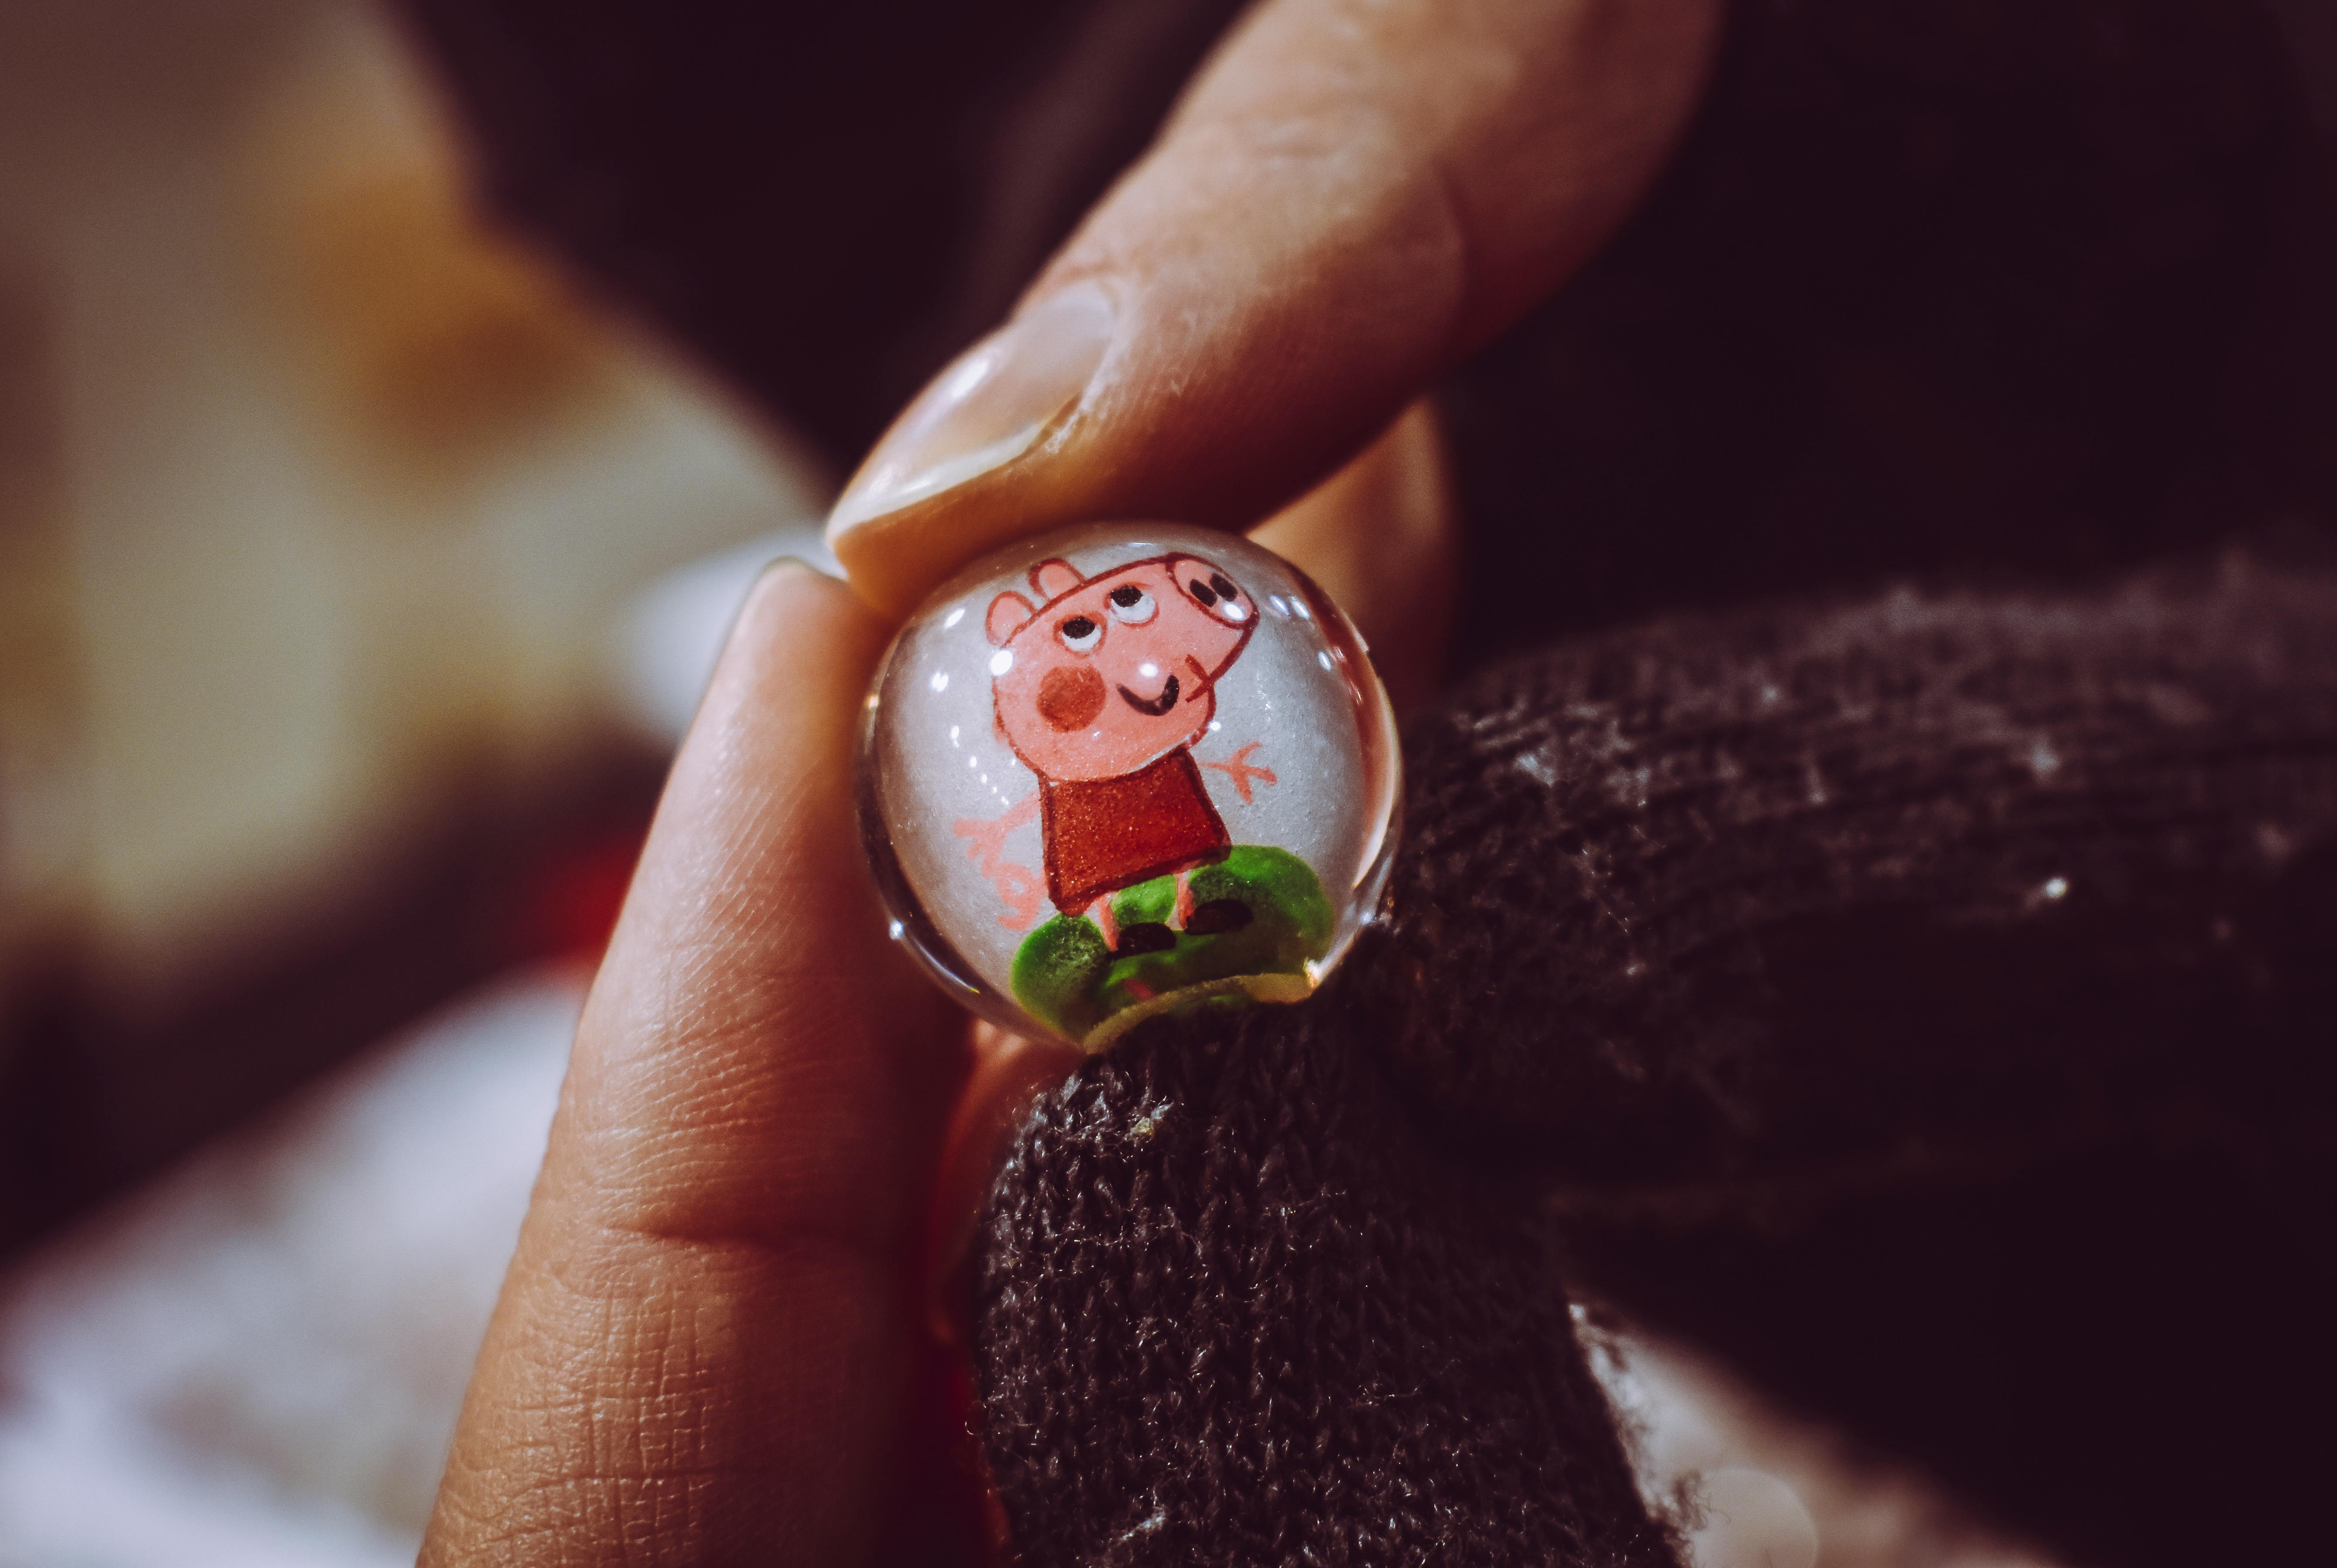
[1038,664,1107,730]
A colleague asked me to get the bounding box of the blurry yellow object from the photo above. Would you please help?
[0,0,821,1012]
[239,23,615,481]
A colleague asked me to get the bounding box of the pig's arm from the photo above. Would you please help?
[953,793,1048,929]
[1198,741,1277,806]
[953,791,1039,872]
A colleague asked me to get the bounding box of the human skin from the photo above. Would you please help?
[422,1,1721,1561]
[826,0,1724,618]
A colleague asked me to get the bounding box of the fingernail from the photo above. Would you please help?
[828,283,1116,537]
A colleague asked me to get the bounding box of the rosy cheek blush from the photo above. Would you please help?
[858,522,1402,1052]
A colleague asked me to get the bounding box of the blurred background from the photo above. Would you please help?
[0,0,2329,1565]
[0,0,832,1252]
[0,5,828,1558]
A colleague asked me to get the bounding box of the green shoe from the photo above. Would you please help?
[1009,846,1336,1047]
[1009,911,1116,1043]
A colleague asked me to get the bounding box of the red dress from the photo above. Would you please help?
[1039,750,1229,912]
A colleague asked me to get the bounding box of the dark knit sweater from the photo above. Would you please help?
[401,0,2337,1562]
[978,556,2337,1567]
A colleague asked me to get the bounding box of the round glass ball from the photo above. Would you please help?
[858,522,1402,1052]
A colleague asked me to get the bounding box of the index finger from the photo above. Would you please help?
[421,564,962,1565]
[825,0,1721,615]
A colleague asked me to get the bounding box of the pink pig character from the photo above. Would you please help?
[984,553,1261,950]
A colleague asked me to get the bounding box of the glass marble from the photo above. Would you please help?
[858,522,1402,1052]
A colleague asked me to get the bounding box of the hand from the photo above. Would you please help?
[824,0,1723,630]
[418,564,1056,1565]
[422,2,1723,1556]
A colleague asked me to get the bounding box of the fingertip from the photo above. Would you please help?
[732,554,878,641]
[826,504,947,621]
[694,556,899,735]
[828,465,1113,622]
[827,280,1123,616]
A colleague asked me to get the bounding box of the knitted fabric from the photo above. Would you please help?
[974,1002,1676,1568]
[1377,553,2337,1168]
[975,556,2337,1568]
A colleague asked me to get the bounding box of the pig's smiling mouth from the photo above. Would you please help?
[1115,674,1181,716]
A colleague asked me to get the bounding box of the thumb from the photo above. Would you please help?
[827,0,1720,616]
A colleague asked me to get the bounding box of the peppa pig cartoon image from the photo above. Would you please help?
[961,551,1333,1044]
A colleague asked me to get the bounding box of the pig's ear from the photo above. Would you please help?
[986,590,1036,647]
[1028,559,1085,600]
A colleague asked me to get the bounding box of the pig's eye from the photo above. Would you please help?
[1056,615,1103,653]
[1106,585,1157,625]
[1184,569,1250,622]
